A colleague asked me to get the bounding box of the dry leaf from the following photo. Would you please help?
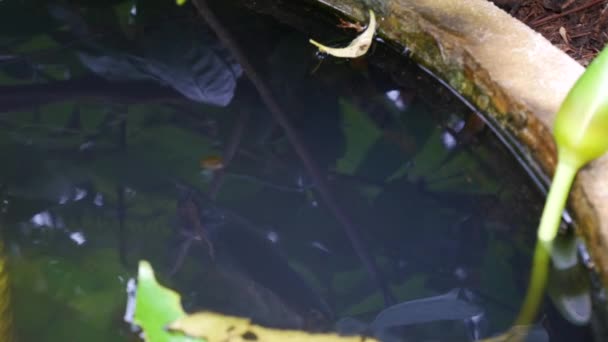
[309,10,376,58]
[559,26,569,45]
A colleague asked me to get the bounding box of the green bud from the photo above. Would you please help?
[554,45,608,169]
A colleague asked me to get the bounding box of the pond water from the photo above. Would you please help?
[0,1,594,341]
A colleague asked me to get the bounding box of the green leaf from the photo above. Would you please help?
[335,100,381,174]
[134,261,376,342]
[480,236,519,329]
[10,248,129,341]
[340,274,429,317]
[134,260,200,342]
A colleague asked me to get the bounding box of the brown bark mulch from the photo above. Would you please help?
[495,0,608,66]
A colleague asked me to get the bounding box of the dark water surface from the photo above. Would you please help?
[0,1,592,341]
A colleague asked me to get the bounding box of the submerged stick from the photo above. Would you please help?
[191,0,394,305]
[208,107,250,200]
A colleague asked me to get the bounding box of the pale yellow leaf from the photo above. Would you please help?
[309,10,376,58]
[559,26,569,44]
[168,311,378,342]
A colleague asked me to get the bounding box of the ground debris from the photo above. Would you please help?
[493,0,608,65]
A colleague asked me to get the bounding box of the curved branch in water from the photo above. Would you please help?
[191,0,394,305]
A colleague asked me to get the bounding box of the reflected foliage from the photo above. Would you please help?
[0,0,557,341]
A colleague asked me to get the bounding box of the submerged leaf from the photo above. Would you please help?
[168,311,378,342]
[335,99,382,175]
[134,260,196,342]
[133,261,374,342]
[370,288,483,330]
[309,10,376,58]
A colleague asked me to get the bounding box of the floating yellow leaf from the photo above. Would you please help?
[309,10,376,59]
[168,311,378,342]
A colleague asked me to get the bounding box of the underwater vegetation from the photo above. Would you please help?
[1,0,600,341]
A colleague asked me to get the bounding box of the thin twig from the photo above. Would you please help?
[530,0,605,27]
[117,184,129,268]
[116,117,129,268]
[569,31,592,39]
[208,107,250,199]
[192,0,394,305]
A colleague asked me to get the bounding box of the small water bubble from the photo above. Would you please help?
[124,278,137,327]
[74,188,87,201]
[311,241,331,254]
[386,89,400,101]
[314,51,328,60]
[125,187,137,198]
[385,89,406,110]
[58,194,70,205]
[31,211,53,227]
[578,243,594,269]
[562,211,573,224]
[454,267,468,281]
[296,175,304,188]
[94,193,104,207]
[266,231,279,243]
[1,199,8,214]
[69,231,86,246]
[79,141,94,151]
[130,4,137,16]
[465,312,487,341]
[597,288,607,302]
[441,130,458,150]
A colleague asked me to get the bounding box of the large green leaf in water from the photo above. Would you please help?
[340,274,429,317]
[134,260,200,342]
[10,248,129,341]
[335,99,382,174]
[479,235,520,330]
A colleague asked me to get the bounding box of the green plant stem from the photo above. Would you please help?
[483,160,578,342]
[481,245,550,342]
[513,242,550,326]
[537,160,577,245]
[503,160,577,337]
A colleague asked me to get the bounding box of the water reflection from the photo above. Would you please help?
[0,0,588,341]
